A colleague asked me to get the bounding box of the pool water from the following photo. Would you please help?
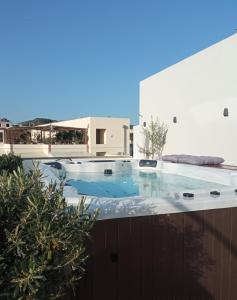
[66,170,226,199]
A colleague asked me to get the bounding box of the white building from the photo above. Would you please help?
[38,116,130,157]
[136,33,237,165]
[0,118,12,128]
[0,118,12,143]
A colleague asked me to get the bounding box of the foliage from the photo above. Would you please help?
[55,131,83,144]
[138,116,168,159]
[0,153,23,174]
[0,167,97,300]
[19,130,32,144]
[11,130,32,145]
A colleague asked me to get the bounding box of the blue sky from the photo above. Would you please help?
[0,0,236,124]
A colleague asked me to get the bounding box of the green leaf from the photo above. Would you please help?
[0,160,97,299]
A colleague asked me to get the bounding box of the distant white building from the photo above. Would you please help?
[37,116,131,157]
[0,118,12,143]
[0,118,12,128]
[135,33,237,165]
[0,116,131,157]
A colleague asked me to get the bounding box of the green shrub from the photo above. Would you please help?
[0,153,23,174]
[138,116,168,160]
[0,167,97,299]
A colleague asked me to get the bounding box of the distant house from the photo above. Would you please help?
[0,118,12,128]
[0,118,13,143]
[0,116,131,158]
[37,116,131,156]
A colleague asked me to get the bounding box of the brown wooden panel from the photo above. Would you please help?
[117,218,132,300]
[140,216,154,300]
[152,214,163,299]
[154,214,176,300]
[117,217,142,300]
[152,212,185,300]
[183,211,200,299]
[102,219,118,300]
[219,208,231,300]
[213,209,229,300]
[81,219,118,300]
[200,209,215,300]
[183,210,216,300]
[168,212,184,300]
[66,207,237,300]
[89,220,107,300]
[201,208,233,300]
[230,207,237,299]
[208,209,222,300]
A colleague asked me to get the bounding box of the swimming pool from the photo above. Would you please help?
[66,169,226,199]
[31,158,237,220]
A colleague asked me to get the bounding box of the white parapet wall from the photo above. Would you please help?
[133,125,147,159]
[0,144,88,158]
[50,144,89,157]
[0,144,49,157]
[0,144,11,155]
[139,33,237,165]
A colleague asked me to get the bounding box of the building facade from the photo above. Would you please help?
[137,33,237,165]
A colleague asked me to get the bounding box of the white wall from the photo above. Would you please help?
[140,34,237,165]
[50,144,88,157]
[133,125,147,159]
[0,144,11,155]
[0,144,88,158]
[0,144,48,157]
[89,117,130,156]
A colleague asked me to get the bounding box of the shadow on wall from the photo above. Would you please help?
[149,215,214,299]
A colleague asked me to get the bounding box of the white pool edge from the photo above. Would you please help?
[24,159,237,220]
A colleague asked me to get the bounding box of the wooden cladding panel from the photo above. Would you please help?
[68,207,237,300]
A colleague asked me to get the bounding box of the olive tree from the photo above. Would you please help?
[138,116,168,160]
[0,165,97,299]
[0,153,22,174]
